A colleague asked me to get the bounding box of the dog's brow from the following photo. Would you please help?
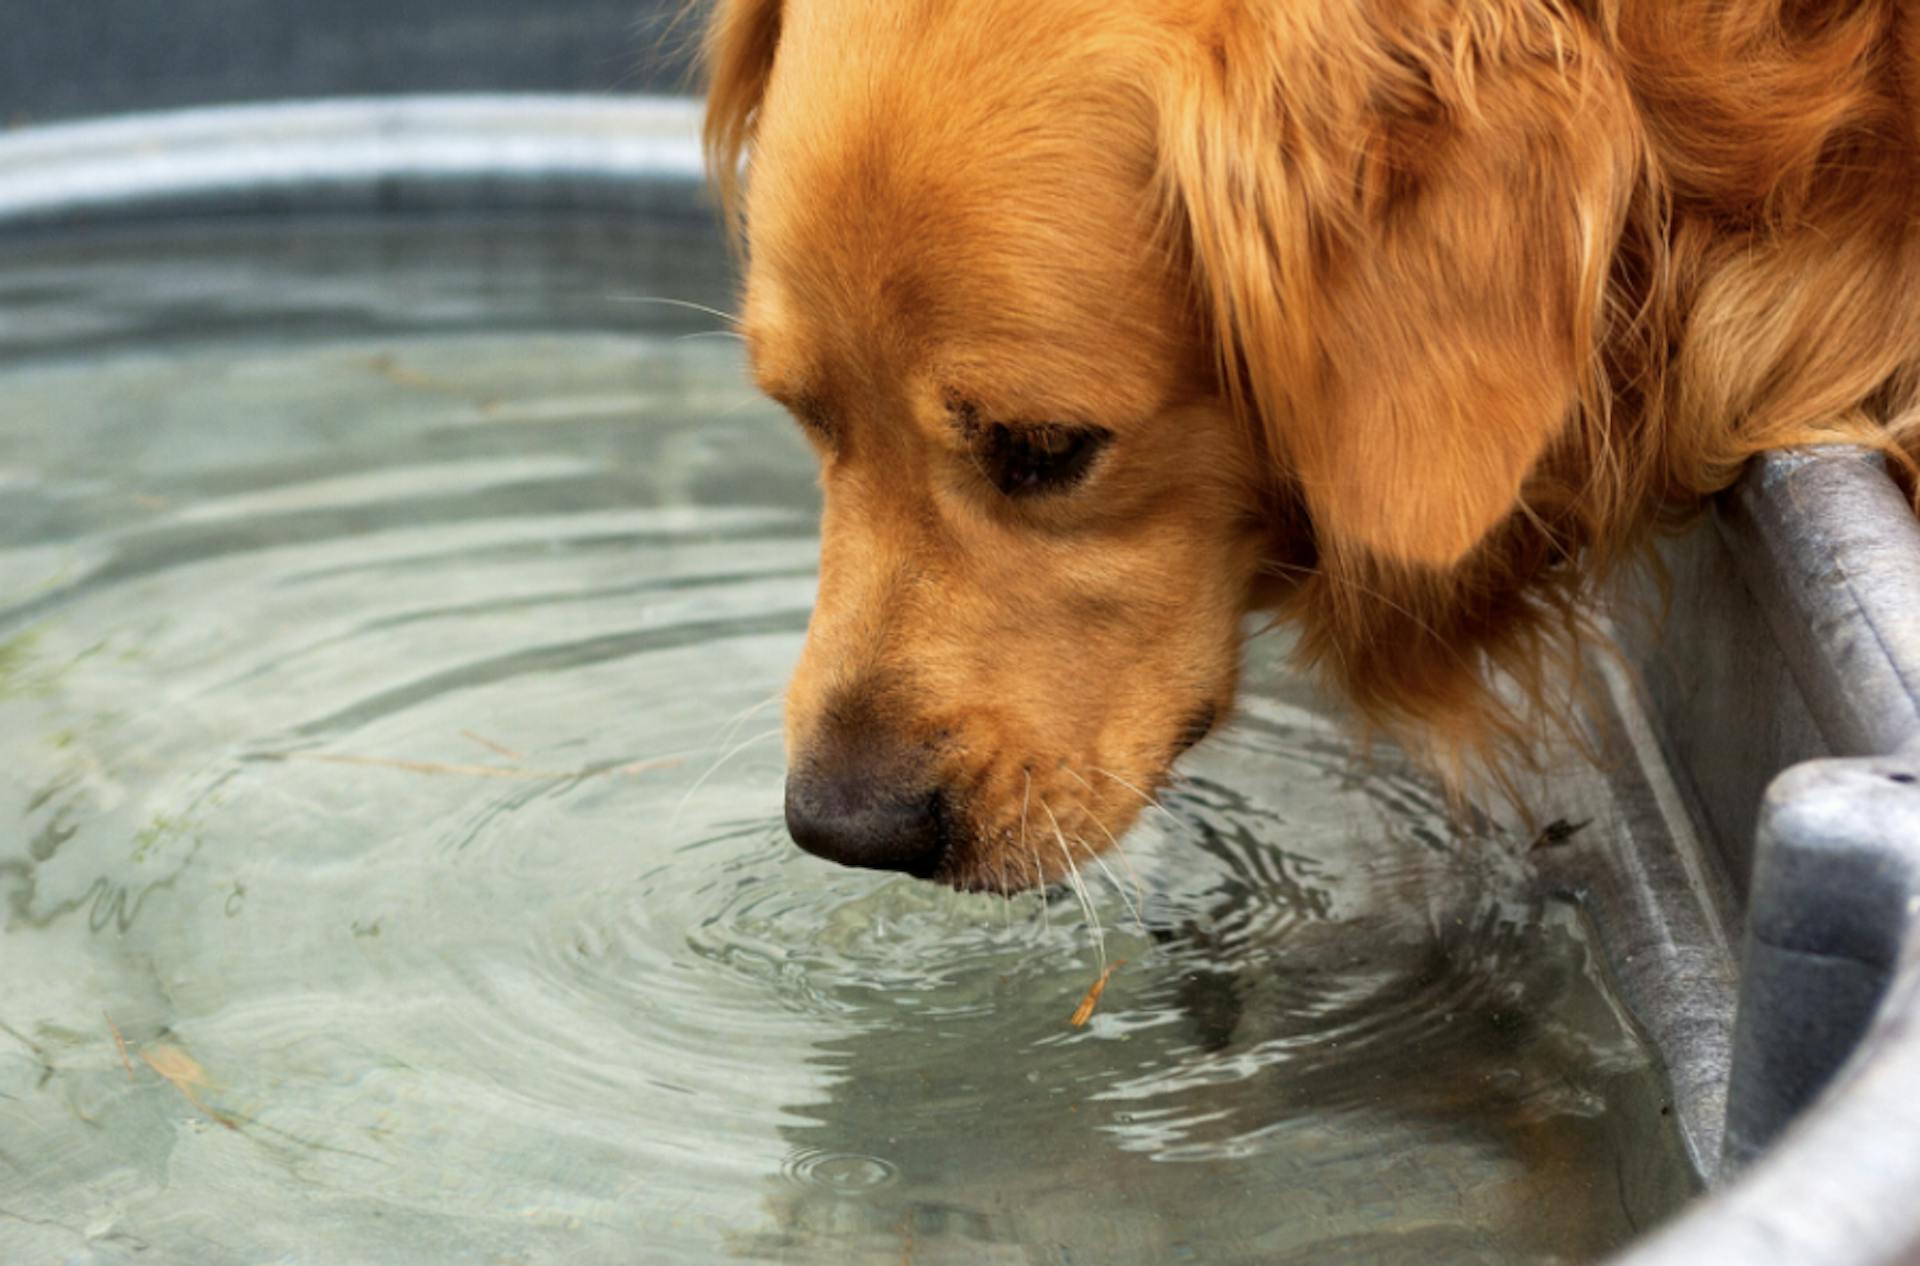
[942,395,1089,446]
[940,389,985,437]
[940,389,1055,434]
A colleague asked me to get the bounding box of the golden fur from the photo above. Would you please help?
[703,0,1920,890]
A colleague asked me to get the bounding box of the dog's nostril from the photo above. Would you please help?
[783,774,951,879]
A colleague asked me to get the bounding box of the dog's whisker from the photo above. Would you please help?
[1021,770,1053,929]
[1055,842,1099,961]
[709,691,783,760]
[709,689,781,741]
[1082,829,1148,937]
[1056,771,1149,933]
[1043,800,1106,967]
[1061,765,1154,924]
[1021,769,1033,850]
[1091,767,1180,829]
[1028,839,1052,933]
[607,294,743,328]
[669,727,784,828]
[1073,863,1106,967]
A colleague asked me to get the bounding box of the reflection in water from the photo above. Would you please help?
[0,220,1693,1265]
[743,723,1694,1266]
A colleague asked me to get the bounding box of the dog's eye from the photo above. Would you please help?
[974,422,1113,498]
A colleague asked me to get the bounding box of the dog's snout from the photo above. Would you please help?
[784,742,950,878]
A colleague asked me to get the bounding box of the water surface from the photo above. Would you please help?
[0,218,1696,1265]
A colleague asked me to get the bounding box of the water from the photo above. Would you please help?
[0,215,1696,1265]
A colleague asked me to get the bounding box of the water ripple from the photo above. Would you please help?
[0,243,1695,1266]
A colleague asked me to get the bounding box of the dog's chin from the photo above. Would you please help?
[942,860,1051,898]
[945,866,1021,896]
[926,800,1158,896]
[919,831,1022,896]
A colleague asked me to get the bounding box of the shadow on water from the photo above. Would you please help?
[736,741,1700,1265]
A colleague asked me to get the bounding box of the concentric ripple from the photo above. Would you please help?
[780,1148,901,1193]
[0,221,1695,1266]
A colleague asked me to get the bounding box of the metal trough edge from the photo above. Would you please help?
[0,96,706,230]
[1616,452,1920,1265]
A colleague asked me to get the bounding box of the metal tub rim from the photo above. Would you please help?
[0,95,706,230]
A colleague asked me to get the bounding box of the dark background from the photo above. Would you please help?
[0,1,700,125]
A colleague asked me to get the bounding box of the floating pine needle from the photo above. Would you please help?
[458,729,524,761]
[138,1043,239,1131]
[104,1012,135,1082]
[1069,959,1127,1028]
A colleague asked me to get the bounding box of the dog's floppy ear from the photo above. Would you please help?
[1159,6,1641,569]
[702,0,783,231]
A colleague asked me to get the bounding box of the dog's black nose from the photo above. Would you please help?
[784,763,950,878]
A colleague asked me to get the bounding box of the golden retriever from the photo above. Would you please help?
[700,0,1920,891]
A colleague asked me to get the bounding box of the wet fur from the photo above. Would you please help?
[703,0,1920,888]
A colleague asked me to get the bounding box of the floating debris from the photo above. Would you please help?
[104,1013,135,1082]
[1069,959,1127,1028]
[1529,819,1593,852]
[458,730,524,761]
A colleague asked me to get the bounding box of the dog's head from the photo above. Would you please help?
[704,0,1642,889]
